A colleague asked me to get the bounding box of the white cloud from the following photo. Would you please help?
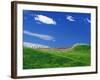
[24,30,55,41]
[24,42,49,48]
[86,18,91,23]
[66,15,75,21]
[34,14,56,25]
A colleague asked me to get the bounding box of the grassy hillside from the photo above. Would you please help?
[23,45,91,69]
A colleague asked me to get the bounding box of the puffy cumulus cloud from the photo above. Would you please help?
[34,14,56,25]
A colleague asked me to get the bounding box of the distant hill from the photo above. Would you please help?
[23,42,90,50]
[72,43,90,50]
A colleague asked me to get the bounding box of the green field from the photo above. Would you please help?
[23,45,91,69]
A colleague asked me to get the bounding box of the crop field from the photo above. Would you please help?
[23,45,91,69]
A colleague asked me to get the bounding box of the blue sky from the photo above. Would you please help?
[23,10,91,48]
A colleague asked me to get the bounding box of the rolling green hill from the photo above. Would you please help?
[23,45,91,69]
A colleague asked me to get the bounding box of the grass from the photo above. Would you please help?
[23,45,91,69]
